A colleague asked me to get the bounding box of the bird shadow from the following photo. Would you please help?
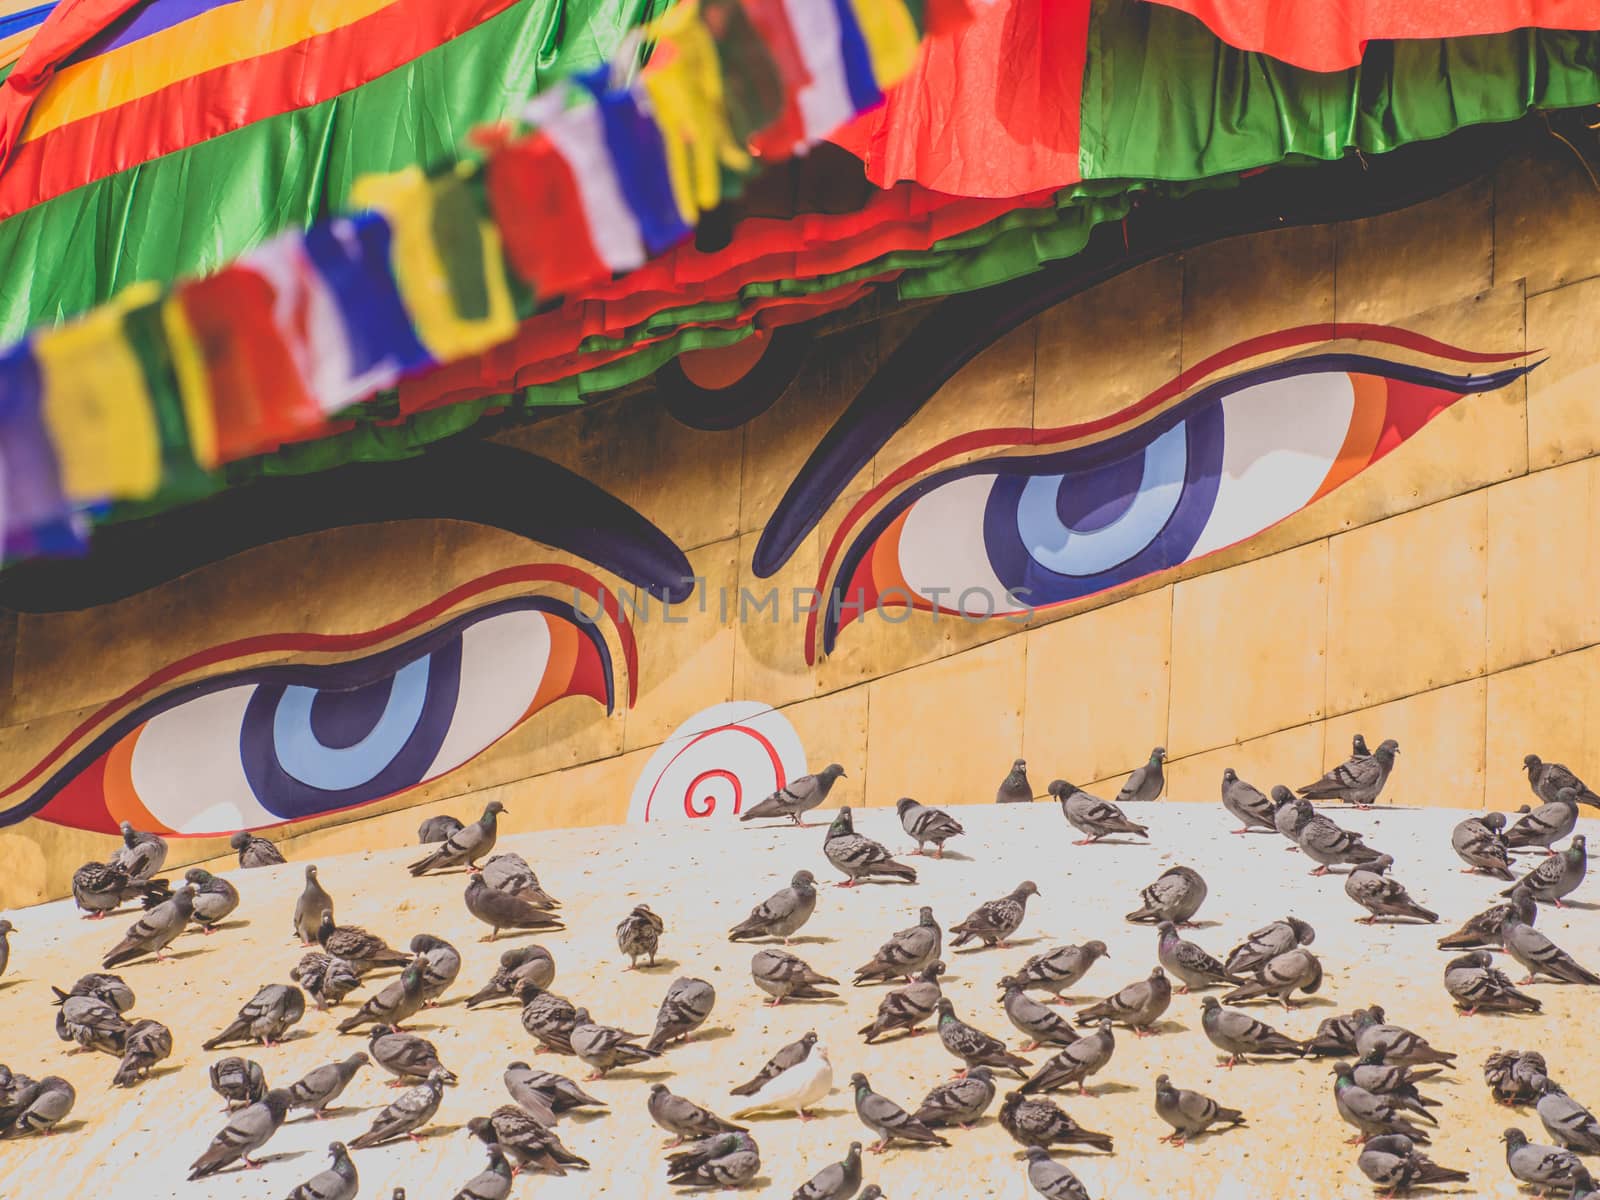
[566,1109,611,1126]
[956,937,1045,955]
[227,1150,307,1173]
[690,1026,736,1045]
[1082,1081,1138,1097]
[1144,1020,1188,1036]
[200,919,251,934]
[921,850,976,863]
[1171,1125,1249,1146]
[678,1176,772,1194]
[1181,920,1223,930]
[161,947,209,963]
[633,959,682,973]
[1560,900,1600,911]
[742,1107,849,1125]
[608,1066,675,1083]
[142,1065,185,1082]
[47,1120,88,1136]
[783,935,836,946]
[1082,838,1153,848]
[291,1103,384,1123]
[427,1122,468,1137]
[0,979,21,995]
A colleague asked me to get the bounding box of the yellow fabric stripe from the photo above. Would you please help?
[847,0,919,85]
[0,29,31,71]
[160,299,218,470]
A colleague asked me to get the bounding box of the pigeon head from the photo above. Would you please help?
[229,832,251,850]
[262,1089,295,1117]
[185,868,212,886]
[1329,1062,1354,1079]
[1293,798,1315,816]
[410,934,443,953]
[831,806,854,833]
[1011,758,1027,772]
[1572,835,1588,854]
[0,920,12,935]
[1353,734,1370,754]
[1270,785,1294,806]
[801,1031,818,1049]
[1015,881,1040,898]
[998,975,1020,991]
[649,1083,669,1096]
[1524,754,1542,772]
[1375,739,1400,757]
[1085,940,1109,958]
[328,1142,349,1158]
[571,1007,592,1024]
[821,763,846,780]
[924,961,946,981]
[506,1060,529,1072]
[466,1116,495,1143]
[1001,1091,1023,1111]
[346,1052,370,1067]
[119,820,136,842]
[1094,1018,1113,1032]
[850,1072,869,1091]
[1156,920,1178,937]
[425,1068,449,1085]
[1483,811,1508,830]
[1287,918,1315,945]
[1366,1005,1385,1022]
[1502,1128,1528,1146]
[895,797,916,816]
[305,865,319,880]
[936,998,956,1017]
[1149,966,1166,981]
[1150,747,1167,763]
[1154,1074,1172,1090]
[483,800,507,819]
[1046,779,1072,797]
[1370,856,1395,873]
[791,870,816,887]
[968,1066,995,1082]
[368,1024,396,1041]
[1200,996,1221,1012]
[1221,768,1237,783]
[918,906,936,924]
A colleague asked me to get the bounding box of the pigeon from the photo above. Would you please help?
[914,1067,998,1128]
[465,945,555,1009]
[617,904,665,968]
[0,1076,74,1138]
[210,1057,268,1110]
[1011,943,1110,1002]
[1502,1127,1580,1192]
[504,1063,603,1121]
[1452,812,1514,878]
[1125,866,1207,924]
[515,981,579,1054]
[1292,800,1385,875]
[407,800,505,875]
[729,871,817,943]
[1077,966,1171,1036]
[569,1007,660,1079]
[731,1043,834,1120]
[369,1026,455,1086]
[936,998,1031,1078]
[649,1083,746,1146]
[286,1053,370,1119]
[1200,997,1306,1066]
[230,831,287,868]
[998,977,1081,1050]
[1525,754,1600,809]
[286,1142,358,1200]
[824,807,917,886]
[1222,947,1323,1008]
[1156,921,1240,993]
[292,952,364,1011]
[58,972,135,1013]
[188,1087,292,1177]
[1352,1007,1456,1067]
[1332,1063,1434,1144]
[111,820,167,880]
[854,907,942,984]
[71,861,169,918]
[742,763,846,826]
[1153,1074,1245,1145]
[791,1141,863,1199]
[951,881,1039,949]
[418,814,464,844]
[1022,1148,1091,1200]
[1500,916,1600,985]
[451,1144,514,1200]
[480,852,560,909]
[54,992,129,1055]
[999,1092,1114,1153]
[294,866,334,944]
[112,1018,173,1087]
[1305,1007,1369,1057]
[646,975,715,1052]
[858,963,944,1043]
[1357,1134,1469,1194]
[315,912,411,973]
[182,868,240,932]
[851,1072,949,1151]
[409,933,462,1005]
[731,1031,818,1096]
[348,1069,448,1148]
[1485,1050,1549,1106]
[1437,883,1537,951]
[1273,786,1314,847]
[666,1132,761,1188]
[1504,835,1587,906]
[1538,1083,1600,1153]
[752,947,840,1004]
[1021,1020,1116,1095]
[896,797,965,858]
[1505,790,1580,851]
[337,958,428,1033]
[1345,857,1438,924]
[204,983,306,1049]
[1444,951,1541,1015]
[1352,1049,1444,1107]
[1579,1167,1600,1200]
[468,1107,590,1174]
[463,875,565,940]
[997,758,1034,804]
[102,884,194,967]
[1049,780,1149,844]
[1220,768,1277,833]
[1117,747,1168,804]
[1298,738,1399,807]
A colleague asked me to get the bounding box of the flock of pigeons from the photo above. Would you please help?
[0,737,1596,1199]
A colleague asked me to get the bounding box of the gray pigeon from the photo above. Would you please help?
[897,797,965,857]
[111,820,167,880]
[648,1083,746,1146]
[851,1072,949,1151]
[481,852,560,909]
[729,871,817,943]
[294,866,334,944]
[1303,1008,1365,1057]
[464,875,566,940]
[102,884,194,967]
[1023,1148,1090,1200]
[230,831,287,868]
[741,764,846,826]
[791,1140,863,1199]
[1077,966,1172,1035]
[1222,947,1323,1008]
[997,758,1033,804]
[1345,856,1438,923]
[1011,942,1109,1002]
[409,933,462,1005]
[1352,1049,1443,1108]
[1200,997,1306,1065]
[752,947,839,1005]
[1484,1050,1547,1106]
[1292,800,1384,875]
[465,944,556,1009]
[1438,884,1537,951]
[452,1145,513,1200]
[1021,1020,1116,1095]
[369,1026,455,1086]
[1049,780,1148,844]
[418,814,464,844]
[854,906,941,984]
[617,904,665,968]
[1538,1083,1600,1153]
[407,800,505,875]
[824,807,917,886]
[1525,755,1600,809]
[1579,1167,1600,1200]
[936,998,1031,1077]
[315,911,411,973]
[204,983,306,1049]
[1357,1134,1469,1193]
[914,1068,997,1128]
[569,1007,660,1079]
[1220,769,1277,833]
[1298,738,1399,807]
[1453,811,1514,878]
[348,1069,448,1147]
[999,1091,1114,1153]
[1351,1007,1456,1067]
[0,1075,74,1138]
[286,1142,358,1200]
[859,962,944,1043]
[1505,790,1580,851]
[1126,866,1207,924]
[1117,747,1167,804]
[1501,916,1600,985]
[1273,785,1314,846]
[1332,1063,1433,1142]
[468,1106,589,1174]
[54,992,129,1055]
[951,881,1039,949]
[72,861,169,918]
[59,972,135,1012]
[1443,951,1540,1015]
[515,981,579,1054]
[666,1131,761,1187]
[188,1088,292,1177]
[646,975,715,1052]
[338,959,429,1034]
[1504,835,1587,906]
[731,1031,817,1096]
[291,952,363,1011]
[504,1063,604,1118]
[287,1053,370,1117]
[1153,1073,1245,1145]
[1156,921,1240,993]
[998,978,1081,1050]
[210,1057,267,1110]
[112,1018,172,1087]
[184,868,239,931]
[1502,1127,1580,1191]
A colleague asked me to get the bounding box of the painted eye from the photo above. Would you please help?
[9,598,612,836]
[820,353,1531,656]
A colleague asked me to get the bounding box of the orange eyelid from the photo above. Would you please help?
[1309,374,1387,504]
[103,730,161,833]
[526,613,581,719]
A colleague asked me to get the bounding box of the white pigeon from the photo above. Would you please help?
[729,1042,833,1120]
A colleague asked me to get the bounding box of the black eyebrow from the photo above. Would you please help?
[0,441,694,611]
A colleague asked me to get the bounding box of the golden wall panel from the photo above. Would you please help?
[779,684,871,805]
[1493,144,1600,298]
[1321,677,1487,811]
[1527,274,1600,470]
[1334,178,1493,325]
[1181,224,1335,369]
[1161,720,1327,809]
[1485,644,1600,811]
